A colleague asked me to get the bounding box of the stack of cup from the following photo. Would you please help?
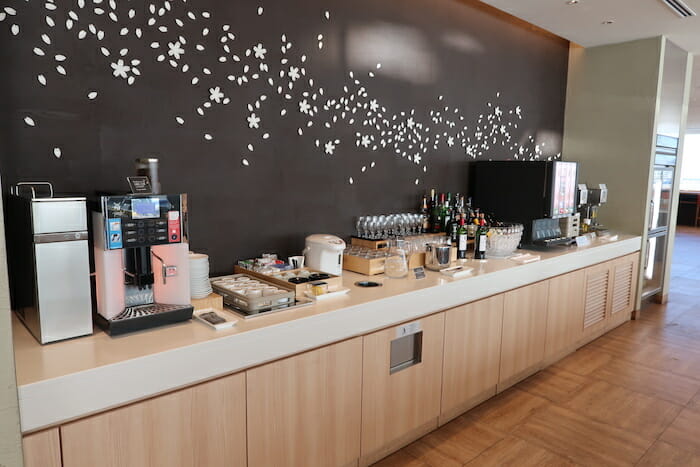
[189,252,213,299]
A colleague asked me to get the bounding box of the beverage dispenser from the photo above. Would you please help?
[93,193,192,335]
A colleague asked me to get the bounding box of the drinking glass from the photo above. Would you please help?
[384,240,408,278]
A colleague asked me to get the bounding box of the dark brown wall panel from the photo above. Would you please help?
[0,0,568,273]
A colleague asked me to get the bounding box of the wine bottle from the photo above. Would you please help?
[420,195,430,233]
[440,193,451,232]
[449,215,459,244]
[474,213,488,260]
[457,214,468,259]
[429,188,437,232]
[432,193,445,233]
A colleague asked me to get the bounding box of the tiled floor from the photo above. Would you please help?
[375,227,700,467]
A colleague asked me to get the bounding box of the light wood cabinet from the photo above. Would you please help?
[607,253,639,330]
[499,281,550,391]
[581,261,614,344]
[26,253,639,467]
[360,313,445,466]
[441,294,504,424]
[61,373,247,467]
[23,428,62,467]
[544,269,586,365]
[246,337,363,467]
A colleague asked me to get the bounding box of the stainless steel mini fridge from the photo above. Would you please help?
[6,183,93,343]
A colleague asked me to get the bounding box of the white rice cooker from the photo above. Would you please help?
[303,234,346,276]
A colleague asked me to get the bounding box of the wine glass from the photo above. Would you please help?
[368,216,379,239]
[356,216,365,238]
[377,215,388,239]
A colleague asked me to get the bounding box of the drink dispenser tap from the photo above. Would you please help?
[124,246,154,288]
[151,250,178,285]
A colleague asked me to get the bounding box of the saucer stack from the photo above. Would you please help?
[189,252,213,299]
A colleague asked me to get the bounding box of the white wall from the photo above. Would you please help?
[563,37,662,236]
[563,37,662,311]
[563,36,693,308]
[0,182,23,467]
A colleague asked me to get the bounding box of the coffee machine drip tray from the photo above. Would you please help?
[96,303,193,336]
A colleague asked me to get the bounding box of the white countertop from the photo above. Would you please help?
[14,235,641,433]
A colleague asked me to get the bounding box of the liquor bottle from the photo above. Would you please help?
[474,213,488,260]
[440,193,451,232]
[432,193,445,233]
[429,188,437,232]
[420,195,430,233]
[449,214,459,244]
[457,214,468,259]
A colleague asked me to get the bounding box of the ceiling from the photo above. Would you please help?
[480,0,700,128]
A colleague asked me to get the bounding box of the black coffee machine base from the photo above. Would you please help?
[95,304,194,336]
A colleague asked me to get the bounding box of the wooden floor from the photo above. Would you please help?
[375,227,700,467]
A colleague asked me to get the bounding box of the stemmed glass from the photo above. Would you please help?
[356,216,365,238]
[368,217,378,239]
[378,215,388,239]
[356,212,430,239]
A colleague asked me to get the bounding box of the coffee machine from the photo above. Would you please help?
[92,193,192,335]
[579,183,608,233]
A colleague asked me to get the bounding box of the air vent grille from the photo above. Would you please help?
[662,0,697,17]
[611,262,633,314]
[583,269,609,329]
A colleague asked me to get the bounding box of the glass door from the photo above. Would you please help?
[642,231,668,298]
[648,167,674,232]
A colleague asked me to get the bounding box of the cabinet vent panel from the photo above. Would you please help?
[612,263,634,314]
[584,270,609,329]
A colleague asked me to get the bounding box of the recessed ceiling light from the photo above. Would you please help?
[567,0,580,4]
[602,19,615,24]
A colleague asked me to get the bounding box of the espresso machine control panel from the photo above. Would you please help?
[99,194,185,250]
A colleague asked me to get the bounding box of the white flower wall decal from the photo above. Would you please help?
[110,59,129,79]
[253,43,266,60]
[167,41,185,60]
[4,1,557,185]
[247,113,261,129]
[209,87,224,103]
[288,66,300,81]
[324,140,337,155]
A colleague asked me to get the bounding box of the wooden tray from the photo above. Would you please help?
[344,244,461,275]
[343,254,385,275]
[350,233,448,250]
[350,237,390,250]
[233,265,343,295]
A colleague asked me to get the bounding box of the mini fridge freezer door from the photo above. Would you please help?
[31,199,88,235]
